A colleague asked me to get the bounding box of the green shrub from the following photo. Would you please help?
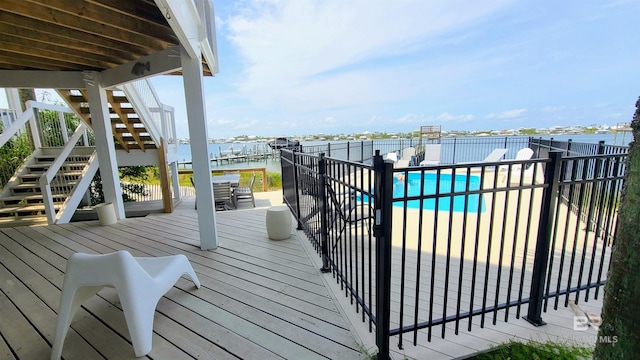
[471,339,593,360]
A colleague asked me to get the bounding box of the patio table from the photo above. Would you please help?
[212,174,241,187]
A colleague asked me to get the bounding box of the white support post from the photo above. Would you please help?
[58,111,69,144]
[170,161,180,201]
[83,71,125,219]
[26,101,42,149]
[181,45,218,250]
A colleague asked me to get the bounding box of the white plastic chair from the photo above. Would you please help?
[385,152,398,163]
[419,144,441,166]
[51,250,201,359]
[499,148,535,184]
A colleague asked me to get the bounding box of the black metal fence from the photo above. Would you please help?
[281,138,627,359]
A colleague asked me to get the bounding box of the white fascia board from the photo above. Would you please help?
[100,46,183,88]
[116,149,160,166]
[0,70,85,88]
[154,0,201,60]
[201,41,218,75]
[198,0,219,74]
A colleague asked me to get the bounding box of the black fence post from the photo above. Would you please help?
[292,149,303,230]
[373,150,393,360]
[525,151,563,326]
[318,153,331,273]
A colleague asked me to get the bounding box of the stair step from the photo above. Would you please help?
[116,143,156,150]
[0,203,62,217]
[0,216,49,228]
[10,183,76,195]
[0,194,66,206]
[27,161,91,172]
[19,171,83,183]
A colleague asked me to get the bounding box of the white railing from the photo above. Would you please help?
[0,104,34,148]
[40,122,97,224]
[122,182,195,202]
[122,79,177,145]
[0,108,19,132]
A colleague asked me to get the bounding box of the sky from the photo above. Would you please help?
[3,0,639,139]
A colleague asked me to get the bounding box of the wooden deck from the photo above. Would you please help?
[0,193,366,360]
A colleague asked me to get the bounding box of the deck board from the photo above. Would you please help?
[0,195,365,360]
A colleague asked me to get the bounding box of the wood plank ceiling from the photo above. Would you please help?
[0,0,212,74]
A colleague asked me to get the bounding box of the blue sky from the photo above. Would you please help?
[3,0,639,139]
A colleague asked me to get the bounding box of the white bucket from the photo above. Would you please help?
[95,202,117,226]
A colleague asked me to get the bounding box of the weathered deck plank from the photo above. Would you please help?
[0,196,364,360]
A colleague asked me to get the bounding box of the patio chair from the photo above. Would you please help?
[458,148,509,165]
[234,172,256,207]
[51,251,200,359]
[385,152,398,163]
[419,144,441,166]
[499,148,535,184]
[190,177,197,209]
[401,147,416,160]
[325,184,373,254]
[213,181,235,210]
[395,159,411,168]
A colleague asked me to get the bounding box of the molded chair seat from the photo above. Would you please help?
[51,251,201,359]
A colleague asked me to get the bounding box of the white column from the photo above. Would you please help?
[83,71,125,219]
[170,161,180,201]
[181,46,218,250]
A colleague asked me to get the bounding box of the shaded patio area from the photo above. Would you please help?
[0,192,365,360]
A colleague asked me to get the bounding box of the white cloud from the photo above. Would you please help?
[224,0,512,110]
[484,108,527,119]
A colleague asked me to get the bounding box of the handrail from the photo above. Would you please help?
[39,122,89,224]
[54,151,99,224]
[0,107,33,148]
[122,79,163,145]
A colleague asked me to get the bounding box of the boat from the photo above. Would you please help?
[268,137,301,150]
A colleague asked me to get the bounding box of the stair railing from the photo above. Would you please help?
[0,103,34,149]
[40,122,95,224]
[122,79,167,145]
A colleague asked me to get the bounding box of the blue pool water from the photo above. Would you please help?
[394,172,485,213]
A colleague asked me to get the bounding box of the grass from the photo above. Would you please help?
[468,339,594,360]
[131,166,283,192]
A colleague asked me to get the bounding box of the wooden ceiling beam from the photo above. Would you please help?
[0,51,81,71]
[0,11,153,58]
[1,33,121,69]
[88,0,168,25]
[4,0,171,49]
[0,36,118,71]
[0,22,136,64]
[31,0,177,44]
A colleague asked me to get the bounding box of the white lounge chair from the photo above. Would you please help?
[459,148,509,164]
[395,159,411,168]
[499,148,535,184]
[419,144,441,166]
[401,147,416,160]
[385,152,398,163]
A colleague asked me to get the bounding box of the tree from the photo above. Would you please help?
[594,97,640,358]
[18,88,36,111]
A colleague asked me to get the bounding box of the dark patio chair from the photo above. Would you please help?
[234,172,256,207]
[213,181,235,210]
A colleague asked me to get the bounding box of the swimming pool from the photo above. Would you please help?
[393,172,485,213]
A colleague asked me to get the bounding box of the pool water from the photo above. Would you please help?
[393,172,485,213]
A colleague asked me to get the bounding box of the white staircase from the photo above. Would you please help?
[0,147,94,227]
